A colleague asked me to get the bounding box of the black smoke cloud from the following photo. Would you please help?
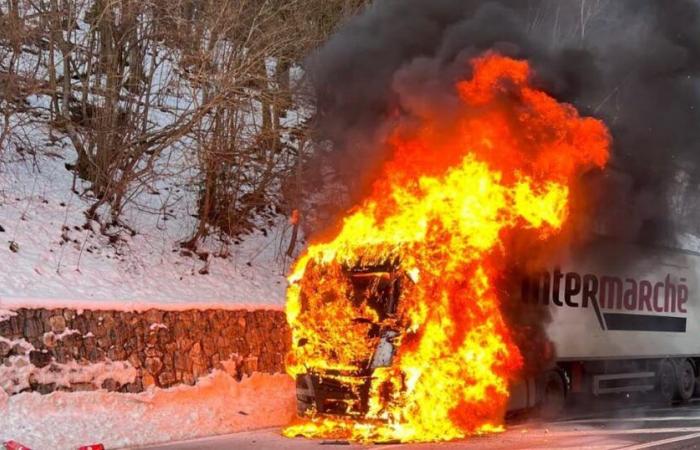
[306,0,700,245]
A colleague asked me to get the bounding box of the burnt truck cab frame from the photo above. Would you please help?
[295,262,406,418]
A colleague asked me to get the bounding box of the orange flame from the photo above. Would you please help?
[284,52,610,442]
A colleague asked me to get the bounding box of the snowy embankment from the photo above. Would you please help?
[0,6,310,447]
[0,141,297,446]
[0,146,297,441]
[0,97,299,447]
[0,34,307,311]
[0,131,291,311]
[0,370,296,450]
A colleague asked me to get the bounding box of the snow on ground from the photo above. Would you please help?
[0,370,296,450]
[0,127,295,311]
[0,33,312,311]
[0,12,310,450]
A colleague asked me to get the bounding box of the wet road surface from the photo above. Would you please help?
[139,399,700,449]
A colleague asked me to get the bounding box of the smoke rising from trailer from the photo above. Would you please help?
[306,0,700,245]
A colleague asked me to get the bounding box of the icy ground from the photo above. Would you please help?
[0,370,296,450]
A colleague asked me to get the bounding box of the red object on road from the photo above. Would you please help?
[4,441,32,450]
[77,445,104,450]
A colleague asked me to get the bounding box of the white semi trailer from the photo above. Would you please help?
[510,238,700,413]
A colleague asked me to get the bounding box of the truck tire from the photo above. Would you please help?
[656,359,678,403]
[694,361,700,398]
[675,359,695,402]
[539,370,566,419]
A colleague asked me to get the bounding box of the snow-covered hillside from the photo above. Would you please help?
[0,0,330,311]
[1,136,293,309]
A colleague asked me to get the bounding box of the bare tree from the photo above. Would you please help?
[0,0,368,251]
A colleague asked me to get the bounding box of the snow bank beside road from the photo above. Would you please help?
[0,370,296,450]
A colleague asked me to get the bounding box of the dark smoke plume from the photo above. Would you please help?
[306,0,700,246]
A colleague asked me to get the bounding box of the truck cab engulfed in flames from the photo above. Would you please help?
[292,260,547,422]
[295,261,409,418]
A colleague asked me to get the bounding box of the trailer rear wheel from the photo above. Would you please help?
[694,361,700,398]
[675,359,695,402]
[540,370,566,419]
[656,359,678,403]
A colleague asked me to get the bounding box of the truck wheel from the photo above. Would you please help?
[540,370,566,419]
[656,359,678,403]
[694,361,700,398]
[675,359,695,402]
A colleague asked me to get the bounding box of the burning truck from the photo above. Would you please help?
[280,0,700,440]
[284,54,700,442]
[283,52,613,442]
[289,237,700,438]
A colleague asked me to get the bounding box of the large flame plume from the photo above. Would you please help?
[284,53,610,442]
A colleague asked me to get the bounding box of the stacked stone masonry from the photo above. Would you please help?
[0,308,290,395]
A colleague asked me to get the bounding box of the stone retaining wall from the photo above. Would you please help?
[0,308,290,395]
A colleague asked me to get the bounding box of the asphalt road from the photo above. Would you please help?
[138,399,700,450]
